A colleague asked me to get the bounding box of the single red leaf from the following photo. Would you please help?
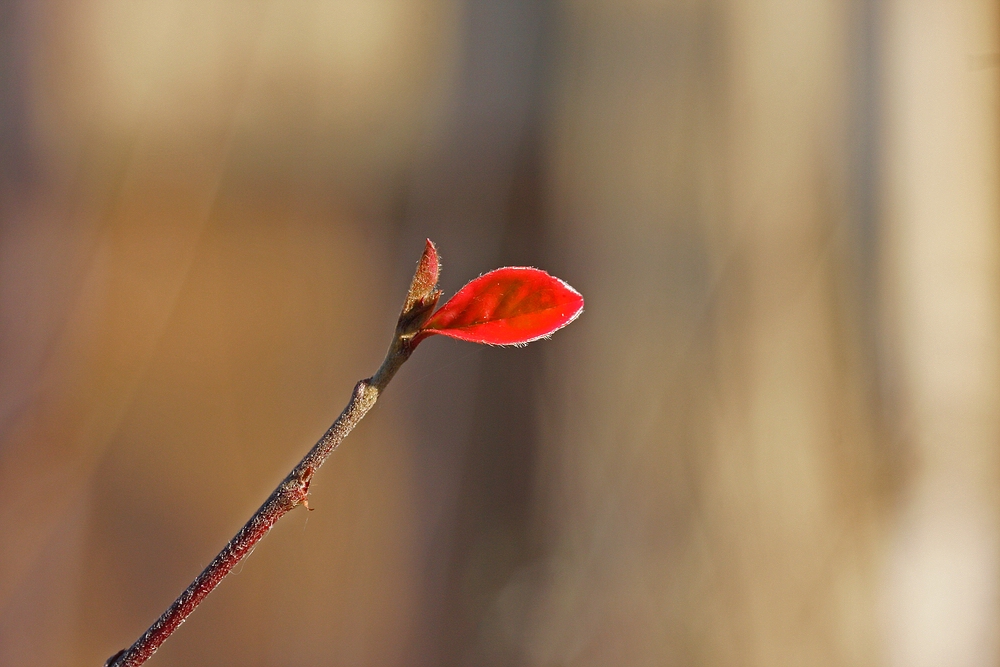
[415,267,584,346]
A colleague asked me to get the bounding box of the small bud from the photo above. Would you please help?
[404,239,441,312]
[396,239,442,336]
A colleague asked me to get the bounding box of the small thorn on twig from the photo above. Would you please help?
[301,497,313,511]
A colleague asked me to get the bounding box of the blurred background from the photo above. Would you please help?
[0,1,997,665]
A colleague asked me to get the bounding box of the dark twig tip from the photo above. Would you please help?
[105,649,126,667]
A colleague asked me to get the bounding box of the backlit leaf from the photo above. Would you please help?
[415,267,584,346]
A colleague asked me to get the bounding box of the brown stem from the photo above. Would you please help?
[105,242,441,667]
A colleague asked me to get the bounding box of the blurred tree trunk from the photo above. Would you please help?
[395,2,555,665]
[880,2,1000,666]
[530,1,883,665]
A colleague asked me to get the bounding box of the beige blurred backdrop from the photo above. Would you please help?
[0,1,997,666]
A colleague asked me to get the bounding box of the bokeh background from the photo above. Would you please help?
[0,1,998,665]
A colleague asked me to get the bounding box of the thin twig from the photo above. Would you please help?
[105,243,441,667]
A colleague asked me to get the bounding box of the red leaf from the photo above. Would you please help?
[415,267,584,346]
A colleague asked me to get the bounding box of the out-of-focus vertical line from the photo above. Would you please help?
[879,2,1000,666]
[391,2,551,665]
[708,1,883,664]
[533,2,734,665]
[851,0,893,411]
[0,0,35,188]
